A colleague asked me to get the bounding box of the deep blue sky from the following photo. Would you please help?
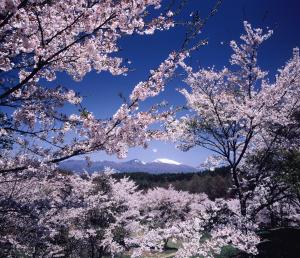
[55,0,300,166]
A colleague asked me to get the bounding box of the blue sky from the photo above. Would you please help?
[54,0,300,166]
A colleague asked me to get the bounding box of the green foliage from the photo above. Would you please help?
[255,228,300,258]
[276,151,300,197]
[216,246,239,258]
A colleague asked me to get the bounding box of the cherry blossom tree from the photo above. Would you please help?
[0,1,195,256]
[1,2,283,257]
[0,4,187,253]
[166,21,300,219]
[0,0,184,175]
[134,187,259,258]
[0,167,141,257]
[0,167,261,257]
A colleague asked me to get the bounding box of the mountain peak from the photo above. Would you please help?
[127,159,146,165]
[153,158,181,165]
[60,158,196,174]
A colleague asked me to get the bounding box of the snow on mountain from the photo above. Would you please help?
[59,158,197,174]
[153,158,181,165]
[127,159,146,165]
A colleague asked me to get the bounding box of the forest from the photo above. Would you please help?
[113,167,233,199]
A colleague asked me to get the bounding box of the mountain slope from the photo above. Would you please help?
[59,159,197,174]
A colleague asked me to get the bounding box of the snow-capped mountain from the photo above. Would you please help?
[153,158,181,165]
[59,158,197,174]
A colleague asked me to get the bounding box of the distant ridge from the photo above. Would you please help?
[59,158,198,174]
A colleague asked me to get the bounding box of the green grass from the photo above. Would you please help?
[108,239,239,258]
[216,245,239,258]
[138,241,239,258]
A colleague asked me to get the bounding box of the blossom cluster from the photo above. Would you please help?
[0,0,184,174]
[0,168,260,257]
